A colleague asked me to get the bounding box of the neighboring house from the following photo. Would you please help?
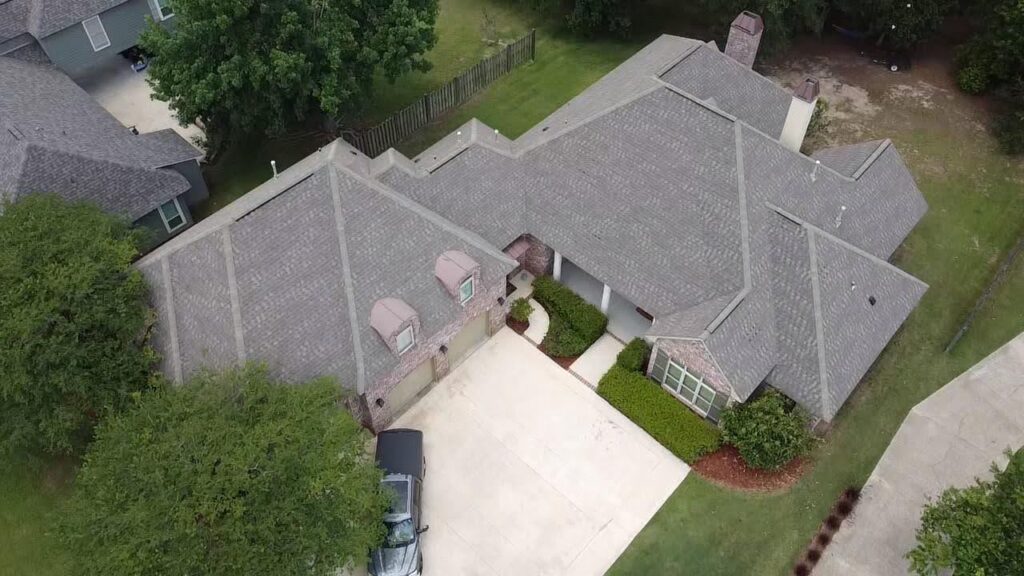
[0,0,173,79]
[0,56,206,246]
[136,13,928,431]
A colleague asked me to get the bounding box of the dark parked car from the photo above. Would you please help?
[369,429,427,576]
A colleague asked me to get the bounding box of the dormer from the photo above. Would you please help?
[370,298,419,355]
[435,250,480,306]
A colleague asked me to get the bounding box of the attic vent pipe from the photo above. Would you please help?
[270,160,278,179]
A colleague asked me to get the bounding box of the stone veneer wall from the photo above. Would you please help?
[362,272,508,430]
[649,338,737,400]
[520,234,553,277]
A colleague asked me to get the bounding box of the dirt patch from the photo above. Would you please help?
[507,318,529,335]
[692,445,809,493]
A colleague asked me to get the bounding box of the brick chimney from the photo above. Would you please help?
[780,78,820,152]
[725,11,764,68]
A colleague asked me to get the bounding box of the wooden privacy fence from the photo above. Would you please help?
[343,29,536,157]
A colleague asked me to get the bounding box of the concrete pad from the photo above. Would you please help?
[76,58,203,146]
[818,332,1024,576]
[569,333,625,388]
[523,298,549,345]
[393,329,688,576]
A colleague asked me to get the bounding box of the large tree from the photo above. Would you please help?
[140,0,438,143]
[908,447,1024,575]
[0,195,156,455]
[61,366,390,576]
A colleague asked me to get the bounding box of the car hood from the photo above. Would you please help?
[369,542,419,576]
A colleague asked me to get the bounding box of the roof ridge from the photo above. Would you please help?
[220,228,247,365]
[327,164,368,394]
[851,139,892,179]
[653,39,703,76]
[806,228,833,418]
[652,77,738,123]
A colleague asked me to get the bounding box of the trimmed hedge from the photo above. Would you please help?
[532,275,607,357]
[598,366,721,462]
[720,390,813,470]
[616,338,650,372]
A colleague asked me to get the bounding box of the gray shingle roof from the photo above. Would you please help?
[138,142,517,392]
[0,57,198,219]
[137,34,927,422]
[812,140,887,177]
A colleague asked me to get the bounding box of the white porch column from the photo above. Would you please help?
[553,251,562,280]
[600,284,611,313]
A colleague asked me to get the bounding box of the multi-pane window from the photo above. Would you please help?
[158,198,186,233]
[396,326,415,354]
[458,277,474,305]
[154,0,173,19]
[651,349,728,422]
[82,16,110,51]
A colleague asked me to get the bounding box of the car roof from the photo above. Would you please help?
[375,429,423,478]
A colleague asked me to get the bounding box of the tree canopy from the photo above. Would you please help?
[0,195,156,455]
[140,0,439,141]
[908,447,1024,575]
[61,366,390,576]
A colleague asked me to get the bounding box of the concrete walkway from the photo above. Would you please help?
[570,334,625,388]
[817,332,1024,575]
[523,298,549,345]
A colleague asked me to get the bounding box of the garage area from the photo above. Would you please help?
[392,329,689,576]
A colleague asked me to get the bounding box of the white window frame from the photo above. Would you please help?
[396,326,415,355]
[659,359,717,417]
[157,198,186,233]
[458,276,475,305]
[82,16,111,51]
[151,0,174,20]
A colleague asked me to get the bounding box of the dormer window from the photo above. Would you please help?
[435,250,480,305]
[396,325,415,354]
[459,277,475,304]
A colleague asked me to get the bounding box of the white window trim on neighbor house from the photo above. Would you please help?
[396,325,415,355]
[149,0,174,20]
[158,198,186,233]
[82,16,111,51]
[459,277,475,305]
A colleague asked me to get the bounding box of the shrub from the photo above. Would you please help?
[509,298,533,323]
[532,276,607,357]
[615,338,650,372]
[597,366,721,462]
[994,105,1024,156]
[956,64,992,95]
[720,390,813,470]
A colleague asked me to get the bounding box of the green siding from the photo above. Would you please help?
[39,0,160,79]
[134,194,193,252]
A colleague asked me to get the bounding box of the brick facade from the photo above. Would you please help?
[520,234,553,277]
[361,272,508,430]
[649,337,737,400]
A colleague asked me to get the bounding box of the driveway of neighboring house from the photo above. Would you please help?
[77,59,203,146]
[817,331,1024,575]
[391,328,688,576]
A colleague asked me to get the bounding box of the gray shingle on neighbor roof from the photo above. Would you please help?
[137,142,517,392]
[0,0,131,41]
[660,43,791,138]
[0,57,197,219]
[812,140,887,177]
[0,1,32,44]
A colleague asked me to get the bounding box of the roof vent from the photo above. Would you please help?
[370,298,418,351]
[869,296,877,306]
[435,250,480,297]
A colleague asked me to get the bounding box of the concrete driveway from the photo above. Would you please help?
[392,328,688,576]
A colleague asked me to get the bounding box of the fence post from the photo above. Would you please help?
[505,42,512,73]
[530,29,536,61]
[422,95,431,122]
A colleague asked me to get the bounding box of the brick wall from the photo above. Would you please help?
[649,338,737,399]
[520,234,553,277]
[362,272,507,430]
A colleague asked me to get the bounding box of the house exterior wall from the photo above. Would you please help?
[361,272,508,430]
[39,0,154,79]
[168,159,209,206]
[133,192,193,251]
[520,234,553,276]
[649,337,736,399]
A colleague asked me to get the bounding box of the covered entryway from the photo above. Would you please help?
[559,258,653,341]
[387,359,435,416]
[446,313,488,368]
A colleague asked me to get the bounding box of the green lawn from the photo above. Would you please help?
[0,455,72,576]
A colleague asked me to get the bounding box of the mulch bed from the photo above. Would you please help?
[692,445,810,493]
[506,318,529,335]
[538,343,579,370]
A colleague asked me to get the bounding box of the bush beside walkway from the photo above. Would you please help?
[532,275,607,357]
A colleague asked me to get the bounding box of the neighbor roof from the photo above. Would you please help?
[137,142,516,394]
[0,0,129,43]
[0,57,198,219]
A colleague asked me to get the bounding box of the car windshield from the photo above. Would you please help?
[384,518,416,548]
